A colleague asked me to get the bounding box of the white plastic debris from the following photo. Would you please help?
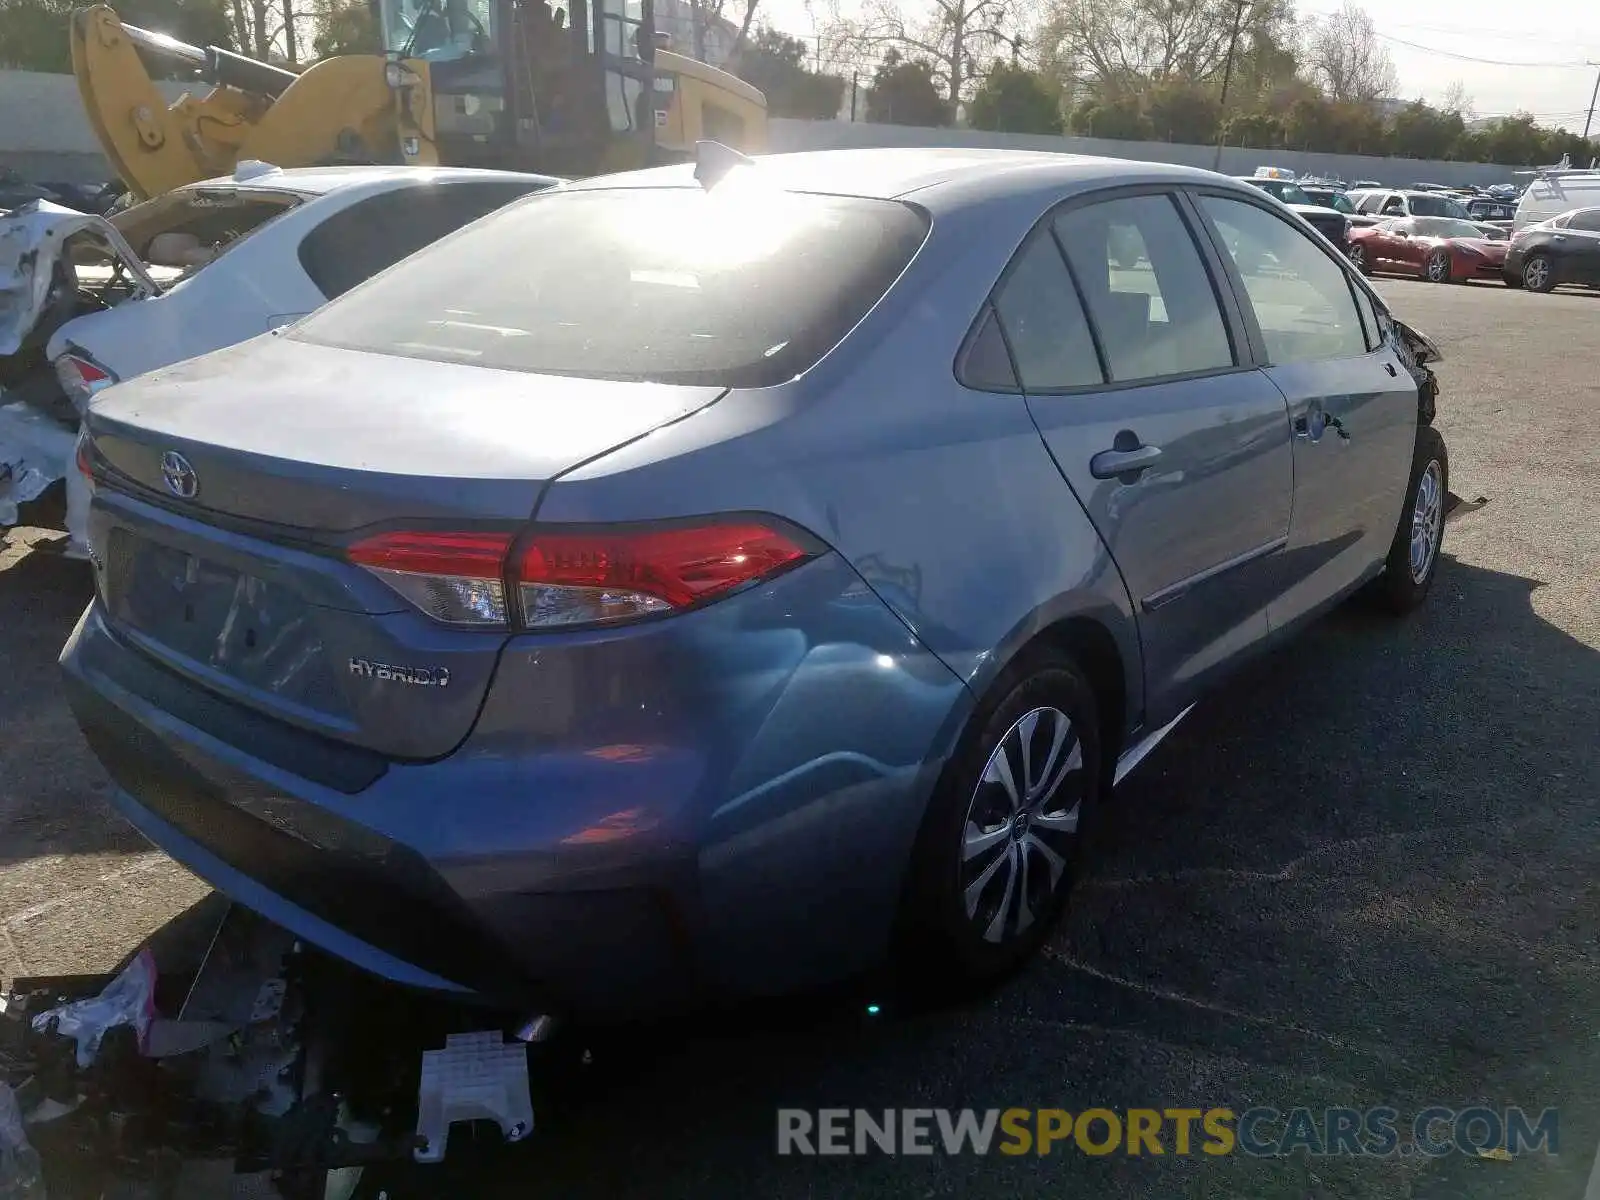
[413,1032,533,1164]
[0,1081,46,1200]
[29,948,157,1068]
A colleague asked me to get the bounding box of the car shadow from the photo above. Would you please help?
[95,550,1597,1200]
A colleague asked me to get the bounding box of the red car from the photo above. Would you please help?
[1346,216,1509,283]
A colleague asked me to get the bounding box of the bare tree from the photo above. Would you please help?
[689,0,761,62]
[1035,0,1287,93]
[1302,0,1395,105]
[1440,78,1474,119]
[823,0,1018,107]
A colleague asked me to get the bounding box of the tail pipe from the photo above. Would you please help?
[118,20,300,97]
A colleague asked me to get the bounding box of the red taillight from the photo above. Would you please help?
[345,521,813,630]
[55,354,116,406]
[75,434,94,481]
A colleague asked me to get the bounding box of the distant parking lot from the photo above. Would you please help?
[1,277,1596,1199]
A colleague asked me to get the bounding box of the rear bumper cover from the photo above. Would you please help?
[61,553,972,1018]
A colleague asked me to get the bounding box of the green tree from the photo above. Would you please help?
[1221,109,1283,149]
[1387,100,1464,161]
[1067,92,1151,140]
[1145,77,1219,144]
[0,0,233,73]
[310,0,377,57]
[733,27,845,120]
[864,48,950,127]
[967,63,1062,133]
[1480,113,1549,166]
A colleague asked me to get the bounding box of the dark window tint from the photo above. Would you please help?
[298,180,549,301]
[296,187,928,386]
[957,307,1018,391]
[1201,195,1367,364]
[1408,193,1468,218]
[1053,194,1233,384]
[991,232,1102,390]
[1569,208,1600,232]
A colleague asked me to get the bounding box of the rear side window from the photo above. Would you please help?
[295,187,929,386]
[991,232,1102,390]
[297,180,549,301]
[1053,193,1234,384]
[1200,195,1368,364]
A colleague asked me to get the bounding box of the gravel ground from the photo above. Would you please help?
[1,277,1596,1198]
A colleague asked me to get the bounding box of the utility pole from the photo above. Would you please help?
[1583,61,1600,146]
[1211,0,1248,171]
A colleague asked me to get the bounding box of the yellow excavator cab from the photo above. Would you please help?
[70,0,765,199]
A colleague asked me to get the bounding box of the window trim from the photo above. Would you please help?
[1184,185,1390,368]
[955,183,1258,399]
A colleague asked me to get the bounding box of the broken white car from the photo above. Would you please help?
[0,162,557,550]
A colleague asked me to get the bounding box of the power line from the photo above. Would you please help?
[1374,33,1592,68]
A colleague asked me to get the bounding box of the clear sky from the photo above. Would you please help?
[759,0,1600,134]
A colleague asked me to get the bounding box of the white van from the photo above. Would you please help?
[1513,168,1600,230]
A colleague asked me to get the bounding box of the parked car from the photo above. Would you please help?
[0,163,556,547]
[60,148,1451,1020]
[1346,216,1510,282]
[0,166,68,213]
[1466,197,1517,223]
[1300,185,1356,214]
[1502,205,1600,291]
[37,180,127,216]
[1347,188,1472,220]
[1512,169,1600,230]
[1232,175,1351,248]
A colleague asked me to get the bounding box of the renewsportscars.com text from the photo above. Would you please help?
[776,1106,1559,1158]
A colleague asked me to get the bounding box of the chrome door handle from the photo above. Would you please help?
[1090,443,1163,480]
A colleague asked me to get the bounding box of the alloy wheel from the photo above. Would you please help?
[1349,245,1367,272]
[1524,256,1551,291]
[1426,252,1449,282]
[1410,460,1444,583]
[960,706,1085,944]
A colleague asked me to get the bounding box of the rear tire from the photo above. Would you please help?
[1522,253,1555,293]
[1372,425,1448,615]
[898,652,1102,994]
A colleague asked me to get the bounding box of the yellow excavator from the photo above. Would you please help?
[70,0,767,200]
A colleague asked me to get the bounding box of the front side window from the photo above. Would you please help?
[1199,195,1368,366]
[296,185,930,387]
[1053,193,1234,384]
[1568,208,1600,232]
[1356,193,1386,215]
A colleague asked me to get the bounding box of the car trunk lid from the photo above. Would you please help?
[84,335,727,760]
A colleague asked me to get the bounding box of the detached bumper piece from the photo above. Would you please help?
[2,904,557,1198]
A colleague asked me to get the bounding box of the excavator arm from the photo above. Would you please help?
[70,5,436,200]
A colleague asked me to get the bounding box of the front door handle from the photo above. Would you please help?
[1090,439,1163,481]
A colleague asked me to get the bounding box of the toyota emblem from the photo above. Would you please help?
[160,450,199,499]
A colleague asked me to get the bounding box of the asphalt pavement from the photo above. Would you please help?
[1,277,1596,1199]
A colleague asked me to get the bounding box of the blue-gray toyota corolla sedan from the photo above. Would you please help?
[60,148,1450,1020]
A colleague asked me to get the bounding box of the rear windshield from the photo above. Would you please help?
[292,185,930,387]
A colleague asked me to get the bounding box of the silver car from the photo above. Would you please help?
[63,149,1449,1015]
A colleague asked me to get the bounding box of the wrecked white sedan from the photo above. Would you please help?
[0,162,556,550]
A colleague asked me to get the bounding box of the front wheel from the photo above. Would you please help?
[1348,244,1370,274]
[898,652,1102,992]
[1424,248,1452,283]
[1372,425,1449,615]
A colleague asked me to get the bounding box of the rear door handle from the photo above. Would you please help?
[1090,443,1163,481]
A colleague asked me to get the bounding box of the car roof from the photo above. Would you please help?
[573,148,1262,210]
[181,164,555,197]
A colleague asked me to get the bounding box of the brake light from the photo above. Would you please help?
[75,432,94,481]
[346,521,815,630]
[55,353,116,406]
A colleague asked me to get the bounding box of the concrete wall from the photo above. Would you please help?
[0,68,1526,188]
[768,118,1521,189]
[1,70,190,182]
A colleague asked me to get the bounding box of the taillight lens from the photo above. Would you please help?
[347,530,514,626]
[75,431,94,482]
[55,354,117,407]
[346,520,814,631]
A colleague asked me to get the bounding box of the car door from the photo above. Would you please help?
[1389,218,1426,271]
[1561,207,1600,282]
[1191,192,1419,632]
[999,189,1296,720]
